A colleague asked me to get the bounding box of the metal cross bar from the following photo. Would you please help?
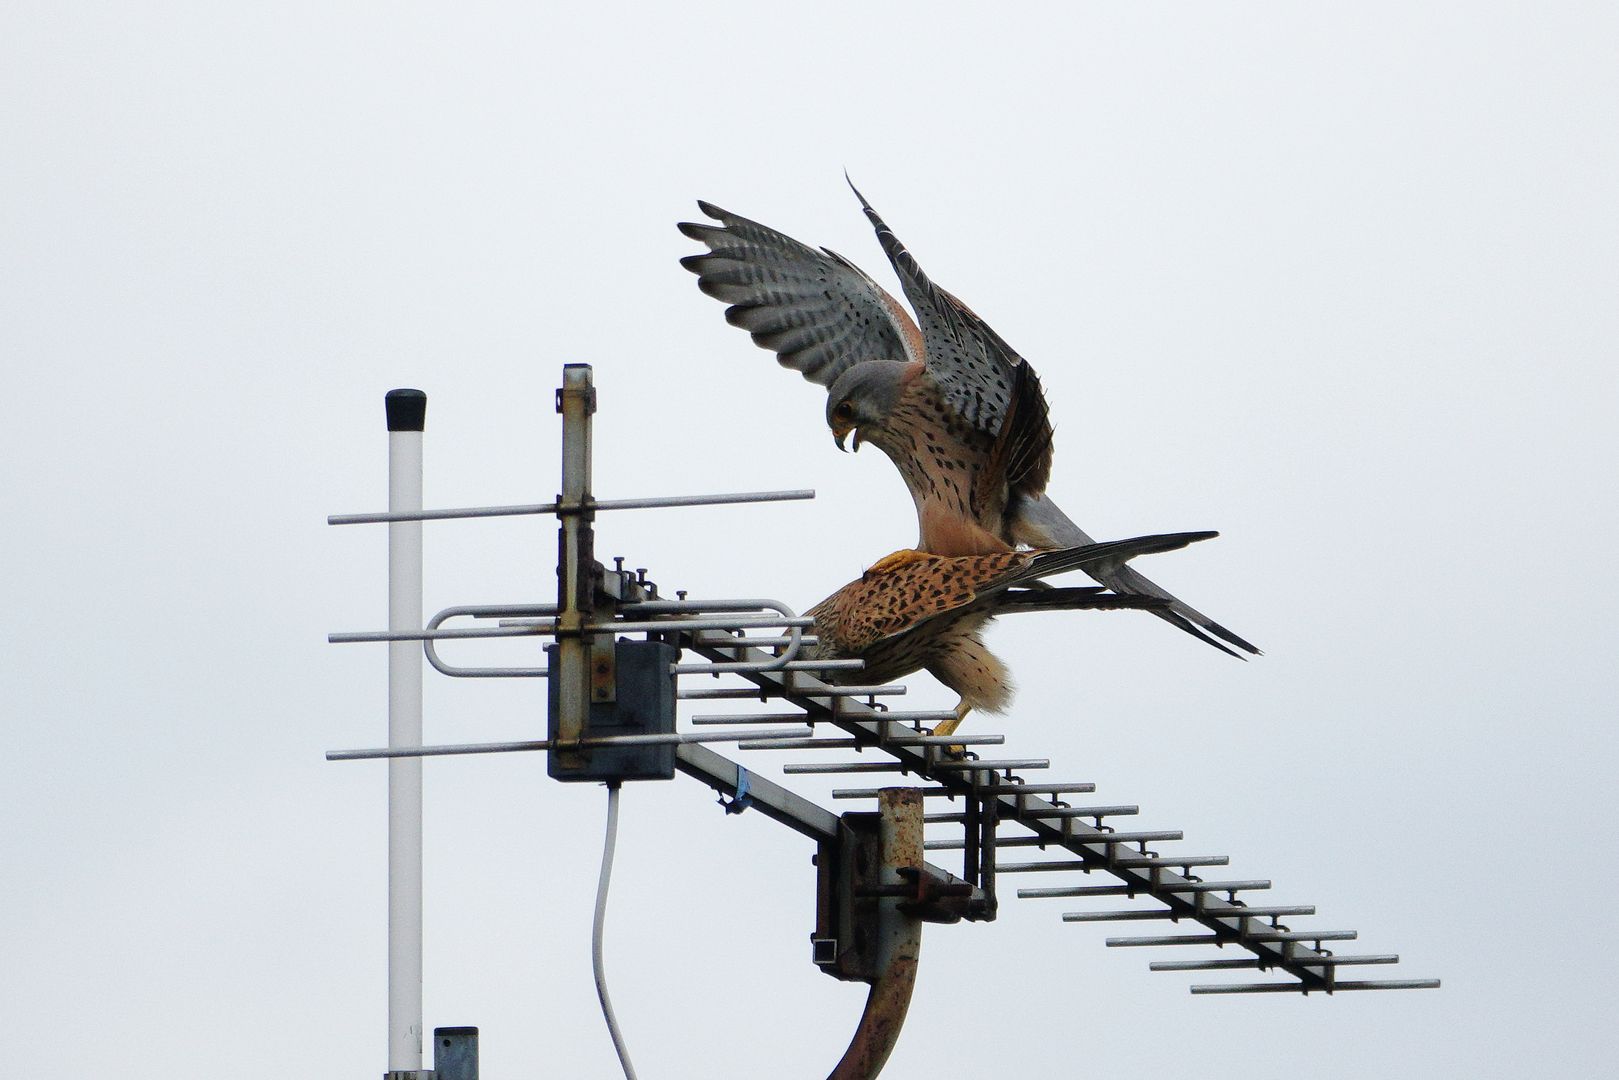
[1150,958,1267,972]
[326,727,814,761]
[493,615,816,634]
[1024,805,1141,819]
[833,787,959,800]
[783,762,912,775]
[1153,954,1399,972]
[327,488,816,525]
[677,684,908,701]
[334,614,813,647]
[737,736,1006,751]
[924,830,1183,852]
[693,709,957,725]
[1163,879,1274,893]
[1106,934,1227,947]
[967,784,1099,796]
[1108,854,1231,868]
[1191,979,1440,994]
[1067,904,1309,922]
[1018,884,1144,899]
[691,714,837,726]
[1057,830,1186,845]
[1195,905,1316,918]
[1063,910,1184,922]
[1016,879,1272,899]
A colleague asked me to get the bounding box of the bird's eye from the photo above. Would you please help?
[834,400,855,420]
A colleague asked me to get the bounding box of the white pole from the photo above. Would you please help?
[385,389,426,1074]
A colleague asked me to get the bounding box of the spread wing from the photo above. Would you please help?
[847,181,1039,443]
[976,358,1055,514]
[678,201,922,389]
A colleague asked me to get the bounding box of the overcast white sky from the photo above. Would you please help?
[3,3,1616,1077]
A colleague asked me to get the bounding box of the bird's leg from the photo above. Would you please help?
[945,705,964,757]
[932,700,972,738]
[929,701,973,758]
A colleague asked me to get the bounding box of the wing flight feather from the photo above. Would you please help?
[679,201,921,389]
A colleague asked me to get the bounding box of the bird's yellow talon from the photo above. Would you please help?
[930,702,973,755]
[864,548,934,575]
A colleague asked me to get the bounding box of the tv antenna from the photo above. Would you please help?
[327,365,1437,1079]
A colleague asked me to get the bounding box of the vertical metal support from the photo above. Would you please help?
[963,791,982,891]
[979,792,999,920]
[828,788,924,1080]
[432,1027,479,1080]
[555,365,597,769]
[385,389,426,1075]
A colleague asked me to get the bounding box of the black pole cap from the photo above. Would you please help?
[385,388,426,432]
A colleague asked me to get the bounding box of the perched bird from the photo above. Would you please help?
[680,186,1258,657]
[804,532,1215,737]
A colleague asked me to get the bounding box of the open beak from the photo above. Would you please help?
[832,424,862,453]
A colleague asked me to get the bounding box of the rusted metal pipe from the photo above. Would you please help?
[553,364,597,769]
[827,788,924,1080]
[828,955,918,1080]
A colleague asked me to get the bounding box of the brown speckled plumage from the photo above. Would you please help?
[804,534,1214,716]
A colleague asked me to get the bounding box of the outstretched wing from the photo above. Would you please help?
[976,358,1055,514]
[679,201,922,389]
[847,181,1037,441]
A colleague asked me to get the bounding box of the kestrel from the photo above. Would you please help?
[804,532,1215,736]
[679,185,1258,658]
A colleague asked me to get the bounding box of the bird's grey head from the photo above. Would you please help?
[825,361,906,453]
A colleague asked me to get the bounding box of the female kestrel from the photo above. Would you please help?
[804,532,1214,736]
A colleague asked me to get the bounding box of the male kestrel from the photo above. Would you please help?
[679,185,1258,658]
[804,532,1214,736]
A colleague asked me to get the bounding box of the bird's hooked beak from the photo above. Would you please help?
[832,424,863,453]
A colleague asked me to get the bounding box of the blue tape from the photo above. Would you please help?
[721,767,754,815]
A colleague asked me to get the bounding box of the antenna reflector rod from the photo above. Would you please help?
[327,489,815,526]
